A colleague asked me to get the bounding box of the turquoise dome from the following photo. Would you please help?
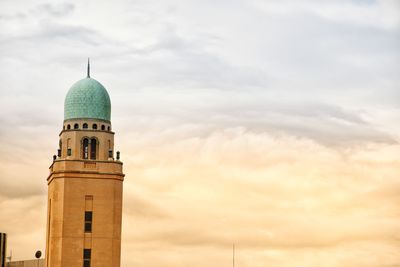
[64,78,111,121]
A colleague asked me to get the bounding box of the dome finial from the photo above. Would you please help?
[87,58,90,78]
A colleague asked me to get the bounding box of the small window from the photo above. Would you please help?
[63,125,65,130]
[83,249,91,267]
[92,124,97,130]
[84,211,93,233]
[67,148,72,156]
[83,123,88,129]
[74,123,79,129]
[107,126,110,131]
[101,125,105,130]
[67,124,71,130]
[85,222,92,233]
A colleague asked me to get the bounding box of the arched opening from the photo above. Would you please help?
[101,125,105,130]
[67,138,72,156]
[90,138,97,160]
[82,138,89,159]
[92,124,97,130]
[107,126,111,131]
[67,124,71,130]
[58,140,62,157]
[74,123,79,129]
[108,140,112,158]
[83,123,88,129]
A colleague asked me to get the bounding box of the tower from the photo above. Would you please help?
[46,61,124,267]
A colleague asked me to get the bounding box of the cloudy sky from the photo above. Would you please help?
[0,0,399,266]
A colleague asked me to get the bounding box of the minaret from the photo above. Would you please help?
[45,62,124,267]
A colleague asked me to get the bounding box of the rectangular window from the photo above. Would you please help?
[83,249,91,267]
[67,148,72,156]
[84,211,93,233]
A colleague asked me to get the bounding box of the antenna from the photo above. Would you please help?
[233,244,235,267]
[7,250,12,263]
[87,58,90,78]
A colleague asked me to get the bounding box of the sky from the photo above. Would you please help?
[0,0,399,266]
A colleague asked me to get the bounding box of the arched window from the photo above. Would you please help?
[67,124,71,130]
[101,125,105,130]
[107,126,111,131]
[63,125,65,130]
[83,123,88,129]
[90,138,97,160]
[74,123,79,129]
[58,140,62,157]
[82,138,89,159]
[67,138,72,156]
[92,124,97,130]
[108,140,112,158]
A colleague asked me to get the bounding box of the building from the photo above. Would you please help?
[8,259,45,267]
[45,61,125,267]
[1,233,45,267]
[1,233,6,267]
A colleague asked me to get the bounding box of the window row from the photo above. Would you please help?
[84,196,92,266]
[58,138,113,160]
[64,123,111,131]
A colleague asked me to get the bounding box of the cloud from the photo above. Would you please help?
[118,128,400,266]
[35,3,75,17]
[0,0,399,266]
[252,0,400,30]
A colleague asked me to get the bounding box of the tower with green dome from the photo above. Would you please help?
[45,60,125,267]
